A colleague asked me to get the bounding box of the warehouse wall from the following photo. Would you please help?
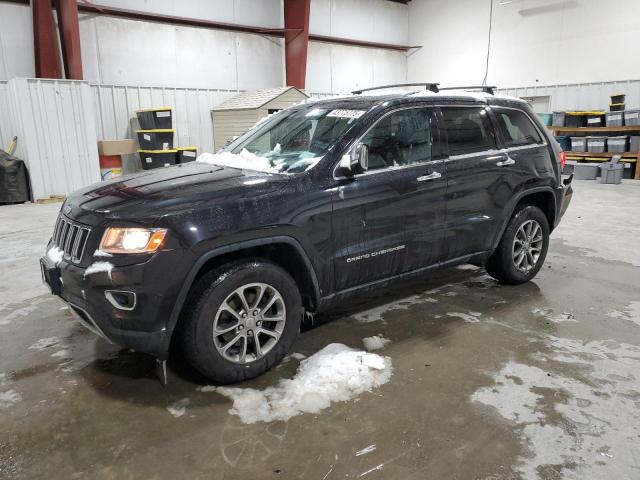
[0,0,407,94]
[0,2,34,80]
[307,0,408,93]
[408,0,640,88]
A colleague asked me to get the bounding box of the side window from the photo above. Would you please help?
[441,107,496,156]
[495,109,543,147]
[359,108,432,171]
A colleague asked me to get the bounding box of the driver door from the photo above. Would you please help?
[331,107,447,292]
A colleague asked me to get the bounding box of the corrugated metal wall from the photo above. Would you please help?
[91,84,241,154]
[3,78,101,200]
[0,81,11,150]
[498,80,640,111]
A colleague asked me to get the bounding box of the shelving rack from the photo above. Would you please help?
[549,125,640,179]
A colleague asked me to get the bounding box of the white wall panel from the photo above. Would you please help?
[306,42,407,95]
[311,0,408,45]
[499,80,640,112]
[79,15,284,90]
[409,0,640,88]
[0,3,35,81]
[0,81,11,150]
[3,79,100,200]
[87,0,283,28]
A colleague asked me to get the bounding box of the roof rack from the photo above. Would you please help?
[351,83,440,95]
[439,85,497,95]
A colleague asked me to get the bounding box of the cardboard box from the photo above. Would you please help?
[98,139,137,156]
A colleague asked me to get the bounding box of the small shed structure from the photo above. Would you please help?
[212,87,308,149]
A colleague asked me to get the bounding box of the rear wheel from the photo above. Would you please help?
[485,205,550,285]
[179,260,302,384]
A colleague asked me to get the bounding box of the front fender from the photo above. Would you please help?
[160,235,321,356]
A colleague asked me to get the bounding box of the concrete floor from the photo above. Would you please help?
[1,180,640,480]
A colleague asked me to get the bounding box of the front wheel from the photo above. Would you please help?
[179,260,302,384]
[485,205,550,285]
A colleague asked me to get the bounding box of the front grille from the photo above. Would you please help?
[52,215,92,263]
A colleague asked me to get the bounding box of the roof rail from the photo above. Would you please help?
[351,83,440,95]
[439,85,497,95]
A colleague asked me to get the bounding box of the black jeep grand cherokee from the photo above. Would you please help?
[41,85,572,383]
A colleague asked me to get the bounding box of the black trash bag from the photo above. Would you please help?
[0,149,31,204]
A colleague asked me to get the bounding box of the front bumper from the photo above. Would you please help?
[40,248,190,359]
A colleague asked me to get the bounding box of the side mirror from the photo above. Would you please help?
[338,143,369,177]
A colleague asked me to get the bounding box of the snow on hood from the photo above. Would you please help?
[197,149,280,174]
[204,343,392,424]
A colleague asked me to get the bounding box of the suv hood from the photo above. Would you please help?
[69,162,290,221]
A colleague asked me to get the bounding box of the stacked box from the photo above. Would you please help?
[624,110,640,126]
[552,112,566,127]
[570,137,588,152]
[586,113,606,127]
[136,107,172,129]
[138,149,178,170]
[606,111,624,127]
[177,147,198,163]
[136,129,175,150]
[537,113,553,126]
[587,136,607,153]
[565,112,587,128]
[607,136,629,153]
[555,135,571,151]
[611,94,626,104]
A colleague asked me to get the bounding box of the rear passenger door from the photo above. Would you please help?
[439,106,506,260]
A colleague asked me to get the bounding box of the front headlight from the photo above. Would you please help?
[99,228,168,254]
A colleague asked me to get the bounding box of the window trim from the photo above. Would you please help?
[492,106,545,148]
[332,105,439,180]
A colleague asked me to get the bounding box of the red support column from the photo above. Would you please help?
[283,0,311,89]
[32,0,63,78]
[56,0,84,79]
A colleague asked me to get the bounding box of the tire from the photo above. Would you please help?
[485,205,550,285]
[178,260,302,384]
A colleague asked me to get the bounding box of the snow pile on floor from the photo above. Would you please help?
[167,398,190,418]
[362,335,391,351]
[211,343,392,424]
[446,311,482,323]
[28,337,59,350]
[46,246,64,264]
[197,150,279,174]
[0,389,22,409]
[84,261,114,278]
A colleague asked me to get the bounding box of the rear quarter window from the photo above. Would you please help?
[495,109,543,147]
[441,107,497,156]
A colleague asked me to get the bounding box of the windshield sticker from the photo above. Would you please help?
[327,109,365,119]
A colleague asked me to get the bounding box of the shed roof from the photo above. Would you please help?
[213,87,308,111]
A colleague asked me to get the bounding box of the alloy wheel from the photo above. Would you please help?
[212,283,286,364]
[512,219,543,273]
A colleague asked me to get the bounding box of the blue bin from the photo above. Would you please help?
[555,135,571,151]
[538,113,553,126]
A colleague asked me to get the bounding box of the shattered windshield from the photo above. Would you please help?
[220,106,366,174]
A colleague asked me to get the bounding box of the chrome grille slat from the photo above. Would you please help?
[51,215,92,263]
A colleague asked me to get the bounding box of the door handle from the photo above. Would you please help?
[496,158,516,167]
[416,171,442,182]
